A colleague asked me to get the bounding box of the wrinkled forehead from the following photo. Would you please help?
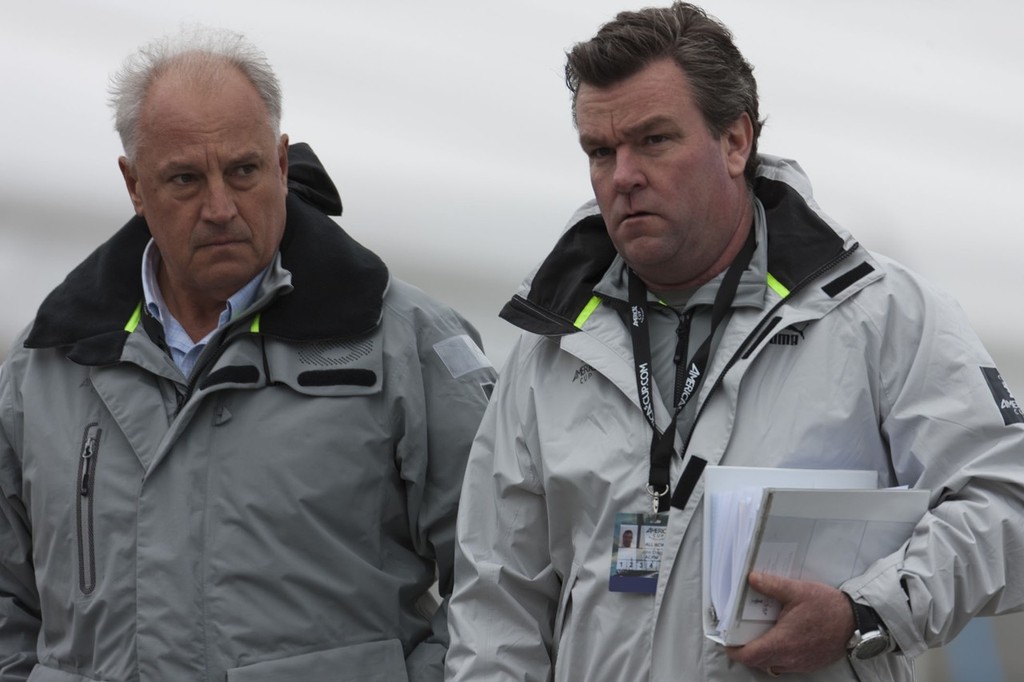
[134,67,277,159]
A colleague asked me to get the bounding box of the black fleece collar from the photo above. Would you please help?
[24,144,388,365]
[500,176,849,336]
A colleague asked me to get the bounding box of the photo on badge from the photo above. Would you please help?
[608,511,669,594]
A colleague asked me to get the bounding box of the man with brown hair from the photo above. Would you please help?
[446,3,1024,680]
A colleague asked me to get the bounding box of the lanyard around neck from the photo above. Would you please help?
[627,227,756,512]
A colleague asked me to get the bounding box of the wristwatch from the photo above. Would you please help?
[845,594,892,660]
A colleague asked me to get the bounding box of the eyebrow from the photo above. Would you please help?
[156,150,265,175]
[579,115,680,148]
[627,116,679,138]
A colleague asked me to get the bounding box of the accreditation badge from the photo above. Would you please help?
[608,511,669,594]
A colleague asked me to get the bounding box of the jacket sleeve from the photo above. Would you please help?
[0,357,42,681]
[446,337,562,682]
[840,263,1024,658]
[390,297,497,682]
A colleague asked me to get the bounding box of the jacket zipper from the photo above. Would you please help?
[76,423,102,595]
[174,323,251,416]
[677,244,860,464]
[172,312,304,416]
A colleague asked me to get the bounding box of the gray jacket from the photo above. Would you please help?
[0,149,496,681]
[446,157,1024,681]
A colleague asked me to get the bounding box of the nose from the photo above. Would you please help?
[611,147,646,195]
[201,177,238,225]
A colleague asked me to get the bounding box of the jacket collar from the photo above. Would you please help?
[24,143,388,365]
[500,167,853,336]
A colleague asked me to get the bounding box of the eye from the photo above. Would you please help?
[644,134,669,146]
[170,173,197,186]
[232,163,258,177]
[587,147,613,160]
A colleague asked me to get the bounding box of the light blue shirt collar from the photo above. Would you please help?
[141,239,267,377]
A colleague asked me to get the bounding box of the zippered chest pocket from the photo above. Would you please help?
[76,423,102,595]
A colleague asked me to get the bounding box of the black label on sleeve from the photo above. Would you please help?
[981,367,1024,426]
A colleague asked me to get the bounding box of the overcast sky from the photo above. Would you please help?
[3,0,1023,389]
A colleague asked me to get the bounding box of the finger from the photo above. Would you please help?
[748,571,799,601]
[723,632,778,667]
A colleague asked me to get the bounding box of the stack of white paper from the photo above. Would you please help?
[708,485,764,639]
[701,466,928,646]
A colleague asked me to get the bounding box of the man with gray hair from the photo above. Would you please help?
[0,27,495,681]
[446,3,1024,680]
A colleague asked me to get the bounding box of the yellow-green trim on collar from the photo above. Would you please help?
[767,273,790,299]
[123,301,143,333]
[573,296,602,329]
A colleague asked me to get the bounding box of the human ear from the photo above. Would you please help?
[118,157,145,216]
[722,113,753,179]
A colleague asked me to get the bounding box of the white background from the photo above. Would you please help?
[3,0,1022,386]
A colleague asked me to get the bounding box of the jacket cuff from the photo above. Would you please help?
[841,555,925,658]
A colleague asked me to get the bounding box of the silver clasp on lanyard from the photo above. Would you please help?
[646,484,669,515]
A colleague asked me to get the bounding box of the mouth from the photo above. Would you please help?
[198,236,246,249]
[620,211,655,224]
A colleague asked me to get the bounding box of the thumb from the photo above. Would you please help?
[748,571,798,600]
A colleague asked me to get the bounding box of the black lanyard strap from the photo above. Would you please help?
[628,226,756,512]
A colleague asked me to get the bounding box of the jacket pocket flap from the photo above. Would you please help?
[27,665,101,682]
[227,639,408,682]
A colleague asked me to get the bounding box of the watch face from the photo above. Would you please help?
[853,631,890,659]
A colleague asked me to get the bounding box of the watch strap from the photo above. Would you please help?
[844,592,892,658]
[847,594,882,635]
